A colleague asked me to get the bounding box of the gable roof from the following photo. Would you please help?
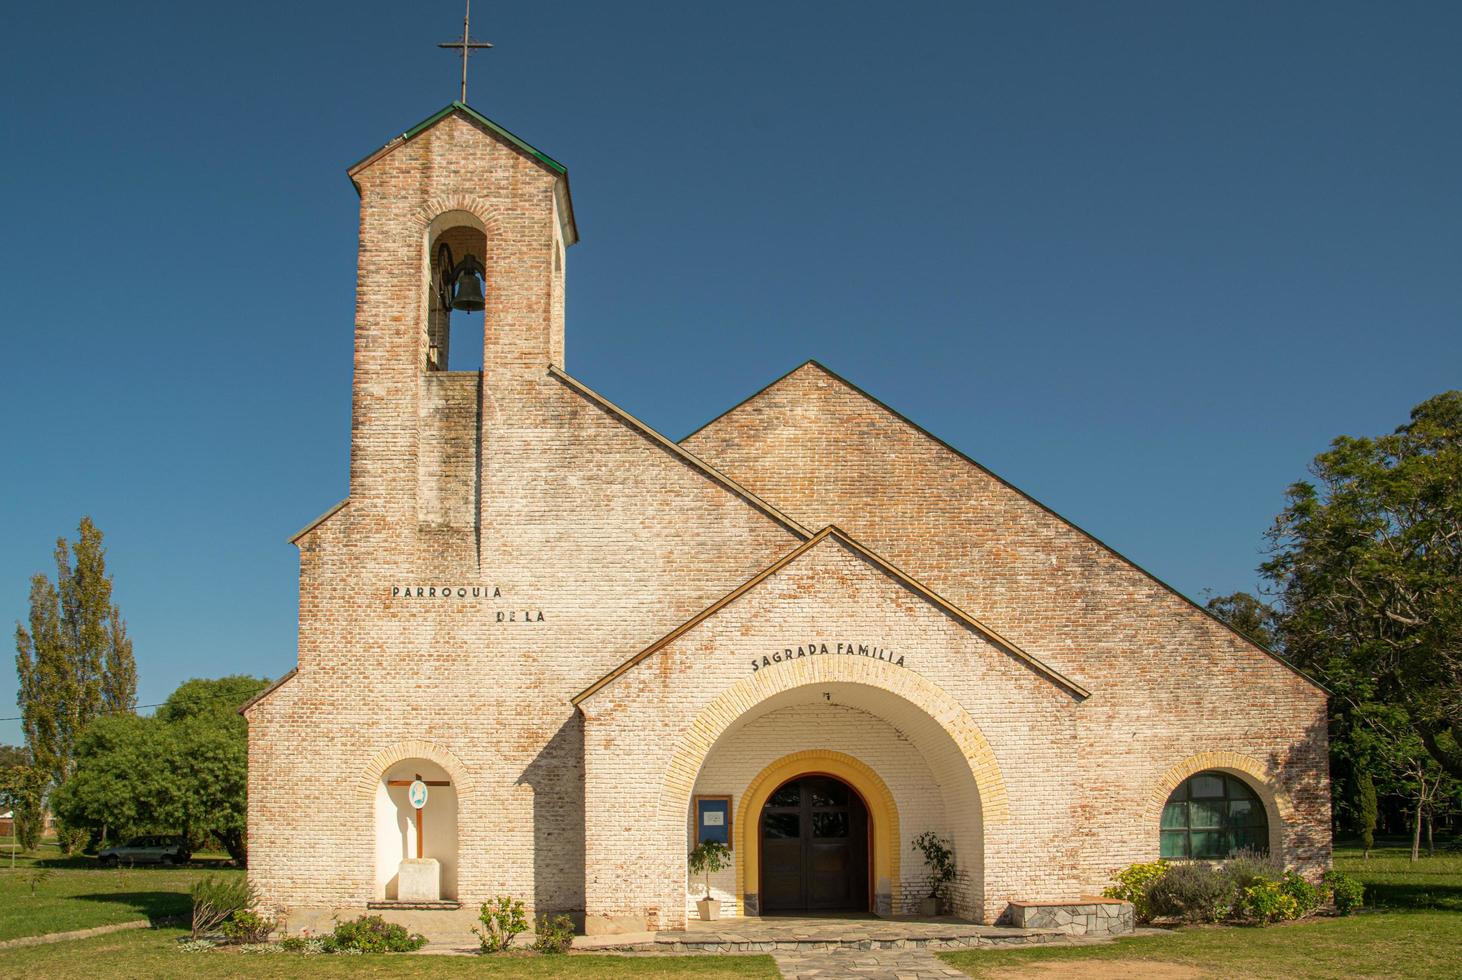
[238,668,297,716]
[683,359,1324,693]
[548,365,813,539]
[572,525,1092,706]
[347,101,578,245]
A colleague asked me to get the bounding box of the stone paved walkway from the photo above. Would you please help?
[773,944,968,979]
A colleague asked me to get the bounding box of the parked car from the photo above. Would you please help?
[97,835,190,866]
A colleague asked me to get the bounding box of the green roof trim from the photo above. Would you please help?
[346,101,577,244]
[348,101,567,179]
[403,101,567,175]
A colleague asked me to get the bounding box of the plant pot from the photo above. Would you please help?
[697,898,721,921]
[917,897,939,917]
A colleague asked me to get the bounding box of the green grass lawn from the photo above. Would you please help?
[3,839,1458,978]
[941,842,1462,979]
[0,927,780,978]
[0,842,243,942]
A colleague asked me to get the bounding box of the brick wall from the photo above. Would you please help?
[246,108,1329,932]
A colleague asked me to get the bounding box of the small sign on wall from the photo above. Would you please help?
[694,795,732,846]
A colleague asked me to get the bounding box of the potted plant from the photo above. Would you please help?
[912,831,956,916]
[688,841,732,921]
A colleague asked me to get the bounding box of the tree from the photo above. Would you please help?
[1205,591,1281,650]
[13,517,138,851]
[1263,391,1462,782]
[51,676,268,864]
[1354,767,1378,859]
[0,746,47,856]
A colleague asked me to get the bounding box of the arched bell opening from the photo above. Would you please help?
[374,758,459,901]
[425,211,488,372]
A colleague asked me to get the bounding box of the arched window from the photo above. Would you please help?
[1160,770,1268,860]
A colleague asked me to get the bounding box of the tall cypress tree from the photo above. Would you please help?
[1355,768,1378,859]
[13,517,138,851]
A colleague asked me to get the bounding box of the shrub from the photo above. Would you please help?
[1145,862,1232,923]
[1102,860,1168,923]
[189,875,257,939]
[1237,878,1301,924]
[531,913,575,954]
[1323,870,1364,915]
[1279,871,1322,916]
[911,831,957,908]
[688,840,733,900]
[324,914,426,953]
[24,867,53,897]
[1222,848,1282,894]
[221,909,277,945]
[475,896,528,953]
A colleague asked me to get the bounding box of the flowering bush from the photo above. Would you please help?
[475,896,528,953]
[1237,879,1301,924]
[325,914,426,953]
[221,909,277,945]
[1146,862,1232,923]
[531,913,575,954]
[1279,871,1322,915]
[1102,860,1168,923]
[1323,870,1364,915]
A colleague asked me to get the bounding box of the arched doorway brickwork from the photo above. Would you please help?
[660,655,1008,921]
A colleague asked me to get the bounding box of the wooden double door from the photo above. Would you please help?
[759,775,870,914]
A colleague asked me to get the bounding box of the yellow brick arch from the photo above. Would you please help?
[661,654,1009,826]
[360,738,473,804]
[734,750,900,915]
[1148,751,1295,859]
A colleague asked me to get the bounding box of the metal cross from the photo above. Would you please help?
[439,0,493,104]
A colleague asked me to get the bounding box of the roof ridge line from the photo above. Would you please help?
[822,525,1090,699]
[679,358,821,443]
[547,365,814,539]
[346,102,568,186]
[686,358,1322,692]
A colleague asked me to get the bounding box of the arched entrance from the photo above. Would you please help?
[760,774,870,914]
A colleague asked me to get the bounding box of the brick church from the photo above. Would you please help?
[243,100,1331,934]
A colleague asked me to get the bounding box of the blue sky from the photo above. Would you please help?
[2,2,1459,741]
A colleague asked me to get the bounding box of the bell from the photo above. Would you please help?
[450,266,486,312]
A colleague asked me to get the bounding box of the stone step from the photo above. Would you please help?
[580,926,1065,954]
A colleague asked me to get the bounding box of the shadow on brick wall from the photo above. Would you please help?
[518,712,586,927]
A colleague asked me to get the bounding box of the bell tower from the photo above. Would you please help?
[343,102,578,570]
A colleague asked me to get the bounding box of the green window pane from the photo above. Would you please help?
[768,785,800,808]
[1189,831,1228,859]
[1227,799,1253,826]
[1161,772,1270,860]
[1189,774,1225,798]
[1190,800,1225,829]
[1234,828,1265,851]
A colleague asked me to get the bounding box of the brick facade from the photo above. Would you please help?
[244,104,1330,934]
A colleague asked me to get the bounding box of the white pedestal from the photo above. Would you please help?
[398,858,441,901]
